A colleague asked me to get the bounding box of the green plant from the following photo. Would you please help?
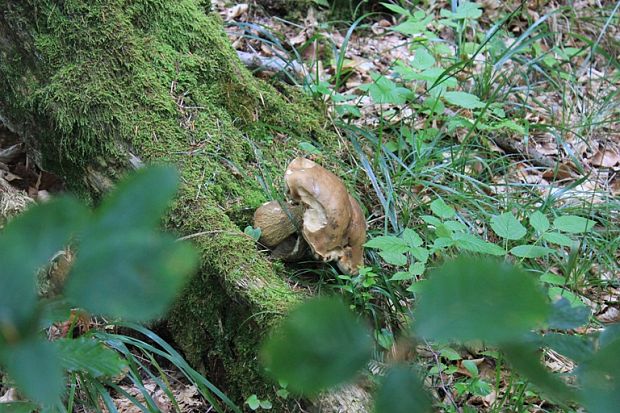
[261,257,620,412]
[0,166,239,412]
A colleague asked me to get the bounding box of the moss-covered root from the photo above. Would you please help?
[0,0,352,408]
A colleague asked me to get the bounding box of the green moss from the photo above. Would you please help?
[0,0,335,405]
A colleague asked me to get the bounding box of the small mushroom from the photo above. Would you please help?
[253,200,304,248]
[285,157,366,274]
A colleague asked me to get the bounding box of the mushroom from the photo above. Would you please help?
[285,157,366,274]
[253,200,304,248]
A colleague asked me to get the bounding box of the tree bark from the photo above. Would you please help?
[0,1,369,411]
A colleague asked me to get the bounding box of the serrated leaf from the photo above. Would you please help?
[542,231,574,247]
[402,228,423,248]
[452,233,505,256]
[491,212,527,240]
[443,91,485,109]
[430,198,455,219]
[529,211,550,233]
[260,298,372,395]
[56,337,127,377]
[413,258,550,344]
[365,236,409,252]
[553,215,595,233]
[510,245,554,258]
[379,251,408,266]
[412,48,435,70]
[374,366,432,413]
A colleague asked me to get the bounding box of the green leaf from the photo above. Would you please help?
[548,287,585,308]
[379,251,408,266]
[542,232,575,247]
[0,197,88,325]
[260,400,273,409]
[66,232,197,321]
[413,258,550,344]
[299,141,321,155]
[510,245,554,258]
[541,333,594,363]
[410,247,429,263]
[440,347,461,361]
[453,1,483,19]
[490,212,527,240]
[443,91,485,109]
[56,337,127,377]
[420,215,442,227]
[409,262,425,276]
[392,18,432,36]
[365,236,409,253]
[402,228,423,248]
[443,220,467,232]
[244,226,262,241]
[391,271,414,281]
[502,342,572,404]
[452,233,505,256]
[412,48,435,70]
[552,215,596,233]
[547,298,590,329]
[529,211,550,233]
[91,165,179,235]
[0,339,64,406]
[380,2,411,17]
[374,365,432,413]
[462,360,478,377]
[430,198,455,219]
[360,74,412,105]
[540,273,566,286]
[246,395,260,410]
[260,298,372,395]
[578,338,620,413]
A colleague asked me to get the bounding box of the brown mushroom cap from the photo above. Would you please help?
[285,157,366,274]
[337,194,367,275]
[253,200,303,248]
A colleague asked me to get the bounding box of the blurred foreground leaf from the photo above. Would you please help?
[0,197,88,326]
[503,342,572,404]
[374,365,431,413]
[261,298,372,395]
[413,258,550,343]
[577,336,620,412]
[0,339,63,406]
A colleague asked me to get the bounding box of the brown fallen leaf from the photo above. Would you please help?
[597,306,620,324]
[590,148,620,168]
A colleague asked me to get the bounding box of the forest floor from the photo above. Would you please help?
[1,0,618,412]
